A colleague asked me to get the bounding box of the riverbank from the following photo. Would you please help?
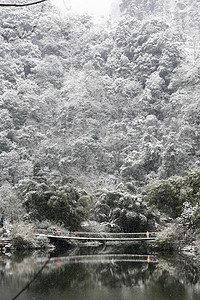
[1,225,200,263]
[1,216,200,263]
[0,223,52,253]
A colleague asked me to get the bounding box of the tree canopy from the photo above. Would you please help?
[0,0,199,229]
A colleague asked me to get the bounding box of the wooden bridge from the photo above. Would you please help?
[36,230,157,243]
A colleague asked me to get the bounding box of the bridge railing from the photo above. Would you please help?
[71,232,157,239]
[37,228,157,239]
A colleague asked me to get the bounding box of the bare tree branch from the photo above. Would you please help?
[0,0,48,7]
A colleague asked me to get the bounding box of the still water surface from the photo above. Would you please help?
[0,249,200,300]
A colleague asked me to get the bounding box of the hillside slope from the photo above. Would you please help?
[0,0,199,194]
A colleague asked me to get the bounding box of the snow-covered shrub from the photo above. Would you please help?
[12,221,50,250]
[155,223,184,251]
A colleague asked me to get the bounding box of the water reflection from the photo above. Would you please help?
[0,251,200,300]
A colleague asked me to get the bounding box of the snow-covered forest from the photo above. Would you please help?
[0,0,200,237]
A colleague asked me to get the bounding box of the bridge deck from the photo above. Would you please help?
[37,234,156,242]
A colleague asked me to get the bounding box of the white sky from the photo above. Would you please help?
[51,0,118,17]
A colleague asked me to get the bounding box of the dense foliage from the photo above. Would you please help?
[145,169,200,219]
[22,176,91,229]
[93,189,150,232]
[0,1,199,230]
[0,1,199,190]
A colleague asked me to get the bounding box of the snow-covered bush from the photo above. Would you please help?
[12,221,50,250]
[155,223,184,251]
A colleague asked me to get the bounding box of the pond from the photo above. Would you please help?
[1,248,200,300]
